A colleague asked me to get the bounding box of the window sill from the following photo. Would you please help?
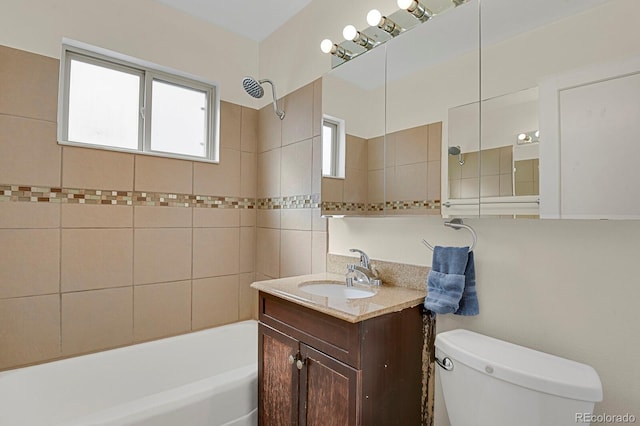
[57,140,220,164]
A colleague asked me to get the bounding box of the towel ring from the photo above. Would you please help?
[422,219,477,252]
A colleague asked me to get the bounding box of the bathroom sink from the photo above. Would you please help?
[298,281,375,299]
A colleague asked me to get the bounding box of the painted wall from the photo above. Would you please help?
[0,0,259,107]
[259,0,392,96]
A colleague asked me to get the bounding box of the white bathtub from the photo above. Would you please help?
[0,320,258,426]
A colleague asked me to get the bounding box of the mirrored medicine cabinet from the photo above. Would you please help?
[321,0,640,220]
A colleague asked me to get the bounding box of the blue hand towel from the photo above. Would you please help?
[424,246,479,316]
[455,251,479,316]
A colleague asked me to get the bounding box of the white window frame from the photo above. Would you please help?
[58,38,220,163]
[322,115,346,179]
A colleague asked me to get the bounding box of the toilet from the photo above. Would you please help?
[435,329,603,426]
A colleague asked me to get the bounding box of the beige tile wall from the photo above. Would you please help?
[255,79,327,282]
[449,145,514,198]
[322,122,442,215]
[321,134,370,214]
[0,45,258,370]
[386,122,442,205]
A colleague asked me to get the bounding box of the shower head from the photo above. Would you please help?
[448,146,461,156]
[242,77,264,99]
[448,146,465,166]
[241,76,285,120]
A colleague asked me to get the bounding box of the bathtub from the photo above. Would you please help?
[0,320,258,426]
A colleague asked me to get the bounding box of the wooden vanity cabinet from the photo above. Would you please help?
[258,292,423,426]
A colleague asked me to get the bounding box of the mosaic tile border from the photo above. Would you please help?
[320,201,368,213]
[1,185,439,212]
[321,199,441,213]
[0,184,327,210]
[0,184,254,209]
[385,200,441,210]
[256,194,321,210]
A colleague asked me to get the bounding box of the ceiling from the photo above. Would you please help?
[152,0,312,42]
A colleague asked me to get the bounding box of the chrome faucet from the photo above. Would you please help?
[347,249,381,286]
[349,248,371,269]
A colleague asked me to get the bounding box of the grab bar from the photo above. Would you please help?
[422,218,477,252]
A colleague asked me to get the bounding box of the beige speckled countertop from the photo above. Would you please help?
[251,273,426,323]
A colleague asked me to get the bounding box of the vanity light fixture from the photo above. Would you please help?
[367,9,403,37]
[343,25,377,50]
[397,0,434,23]
[320,39,354,60]
[322,0,466,67]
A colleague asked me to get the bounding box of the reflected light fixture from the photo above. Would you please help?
[517,130,540,145]
[366,9,403,37]
[518,133,531,143]
[320,39,354,60]
[397,0,433,23]
[343,25,376,49]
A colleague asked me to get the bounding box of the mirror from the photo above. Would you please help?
[386,0,480,216]
[475,0,639,218]
[321,46,386,216]
[321,0,640,219]
[321,0,480,216]
[448,88,539,217]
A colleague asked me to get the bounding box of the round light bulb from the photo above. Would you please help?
[535,130,540,138]
[343,25,358,41]
[397,0,414,10]
[518,133,527,141]
[367,9,383,27]
[320,39,334,54]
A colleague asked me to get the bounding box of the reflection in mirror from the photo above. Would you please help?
[447,88,539,217]
[383,0,480,217]
[479,0,640,219]
[383,122,443,216]
[322,115,345,179]
[321,46,386,216]
[446,100,480,216]
[321,0,640,219]
[320,0,480,217]
[322,0,480,216]
[387,0,480,217]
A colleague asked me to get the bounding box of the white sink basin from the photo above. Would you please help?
[298,281,375,299]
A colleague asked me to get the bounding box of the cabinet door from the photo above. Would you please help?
[299,343,360,426]
[259,324,300,426]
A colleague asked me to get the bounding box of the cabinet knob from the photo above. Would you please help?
[288,354,296,365]
[296,359,304,370]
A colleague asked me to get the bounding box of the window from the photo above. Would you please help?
[59,40,219,162]
[322,115,346,178]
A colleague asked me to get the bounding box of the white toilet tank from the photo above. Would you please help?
[435,329,603,426]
